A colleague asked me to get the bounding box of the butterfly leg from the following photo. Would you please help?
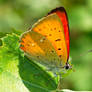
[56,73,62,91]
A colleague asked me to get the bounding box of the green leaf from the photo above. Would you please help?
[0,33,57,92]
[11,28,23,35]
[0,32,7,38]
[0,39,2,46]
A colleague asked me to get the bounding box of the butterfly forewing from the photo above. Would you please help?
[32,14,67,65]
[48,7,70,60]
[20,13,68,68]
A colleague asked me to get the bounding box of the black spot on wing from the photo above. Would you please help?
[39,28,41,31]
[37,56,40,58]
[49,34,52,36]
[54,28,56,30]
[59,55,62,57]
[51,50,54,53]
[55,39,61,41]
[59,30,61,32]
[58,48,61,50]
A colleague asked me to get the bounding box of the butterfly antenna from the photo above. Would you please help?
[73,49,92,60]
[79,49,92,57]
[88,49,92,52]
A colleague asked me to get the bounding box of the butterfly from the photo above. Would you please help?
[20,7,71,75]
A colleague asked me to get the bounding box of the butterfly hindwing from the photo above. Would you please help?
[20,30,61,68]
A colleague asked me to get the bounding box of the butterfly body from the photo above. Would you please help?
[20,7,70,74]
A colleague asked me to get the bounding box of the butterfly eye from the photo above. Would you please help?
[65,63,70,70]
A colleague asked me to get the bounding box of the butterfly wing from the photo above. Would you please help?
[48,7,70,61]
[20,13,68,68]
[20,28,61,68]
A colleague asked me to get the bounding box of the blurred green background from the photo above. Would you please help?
[0,0,92,91]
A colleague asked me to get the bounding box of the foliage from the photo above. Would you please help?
[0,33,56,92]
[0,33,72,92]
[0,0,92,91]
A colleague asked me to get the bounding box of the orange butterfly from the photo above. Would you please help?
[20,7,71,75]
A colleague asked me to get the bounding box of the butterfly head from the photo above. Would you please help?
[64,62,72,70]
